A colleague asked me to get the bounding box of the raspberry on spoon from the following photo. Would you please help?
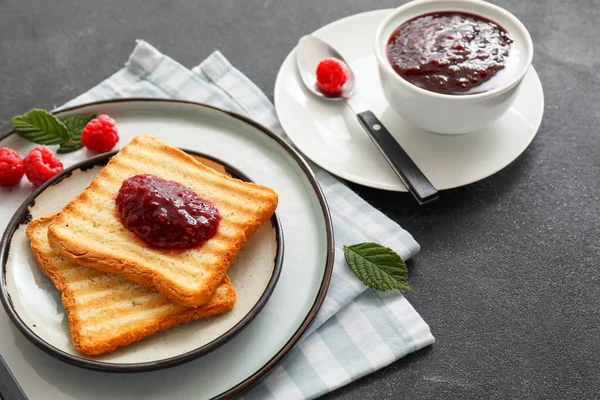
[315,57,350,95]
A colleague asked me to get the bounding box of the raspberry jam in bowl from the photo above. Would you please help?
[116,174,221,249]
[374,0,533,134]
[387,11,519,95]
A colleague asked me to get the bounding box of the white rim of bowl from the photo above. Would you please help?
[374,0,534,100]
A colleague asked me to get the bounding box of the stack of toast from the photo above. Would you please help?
[27,135,278,356]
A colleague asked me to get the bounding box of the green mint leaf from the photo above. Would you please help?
[56,138,82,154]
[56,113,96,153]
[344,242,413,292]
[60,113,96,137]
[12,109,69,145]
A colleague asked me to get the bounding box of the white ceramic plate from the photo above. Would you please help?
[0,99,334,398]
[274,9,545,192]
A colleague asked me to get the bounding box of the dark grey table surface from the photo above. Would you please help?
[1,0,599,399]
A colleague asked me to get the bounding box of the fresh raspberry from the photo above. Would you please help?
[23,147,64,186]
[0,148,24,187]
[81,114,119,152]
[316,58,350,95]
[0,148,21,159]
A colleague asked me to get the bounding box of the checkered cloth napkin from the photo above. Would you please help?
[60,40,434,399]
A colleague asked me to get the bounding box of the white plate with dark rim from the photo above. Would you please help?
[274,9,545,192]
[0,99,334,399]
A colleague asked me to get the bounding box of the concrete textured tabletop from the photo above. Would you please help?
[1,0,599,399]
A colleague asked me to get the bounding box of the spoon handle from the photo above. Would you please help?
[356,111,438,204]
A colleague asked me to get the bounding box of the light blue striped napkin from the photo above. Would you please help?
[62,40,434,399]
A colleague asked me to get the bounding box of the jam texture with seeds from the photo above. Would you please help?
[116,174,221,249]
[387,12,517,95]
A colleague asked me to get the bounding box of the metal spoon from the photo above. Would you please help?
[296,35,438,205]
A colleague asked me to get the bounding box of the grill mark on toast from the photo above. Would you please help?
[77,295,172,321]
[69,280,154,301]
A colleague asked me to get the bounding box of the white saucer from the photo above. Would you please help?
[274,9,545,192]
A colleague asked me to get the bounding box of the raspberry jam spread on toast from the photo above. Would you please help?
[116,174,221,249]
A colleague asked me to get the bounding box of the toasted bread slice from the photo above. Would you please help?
[28,214,236,356]
[48,135,278,306]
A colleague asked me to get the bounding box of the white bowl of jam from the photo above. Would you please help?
[374,0,534,134]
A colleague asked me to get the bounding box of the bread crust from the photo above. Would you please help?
[47,135,278,307]
[27,214,236,356]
